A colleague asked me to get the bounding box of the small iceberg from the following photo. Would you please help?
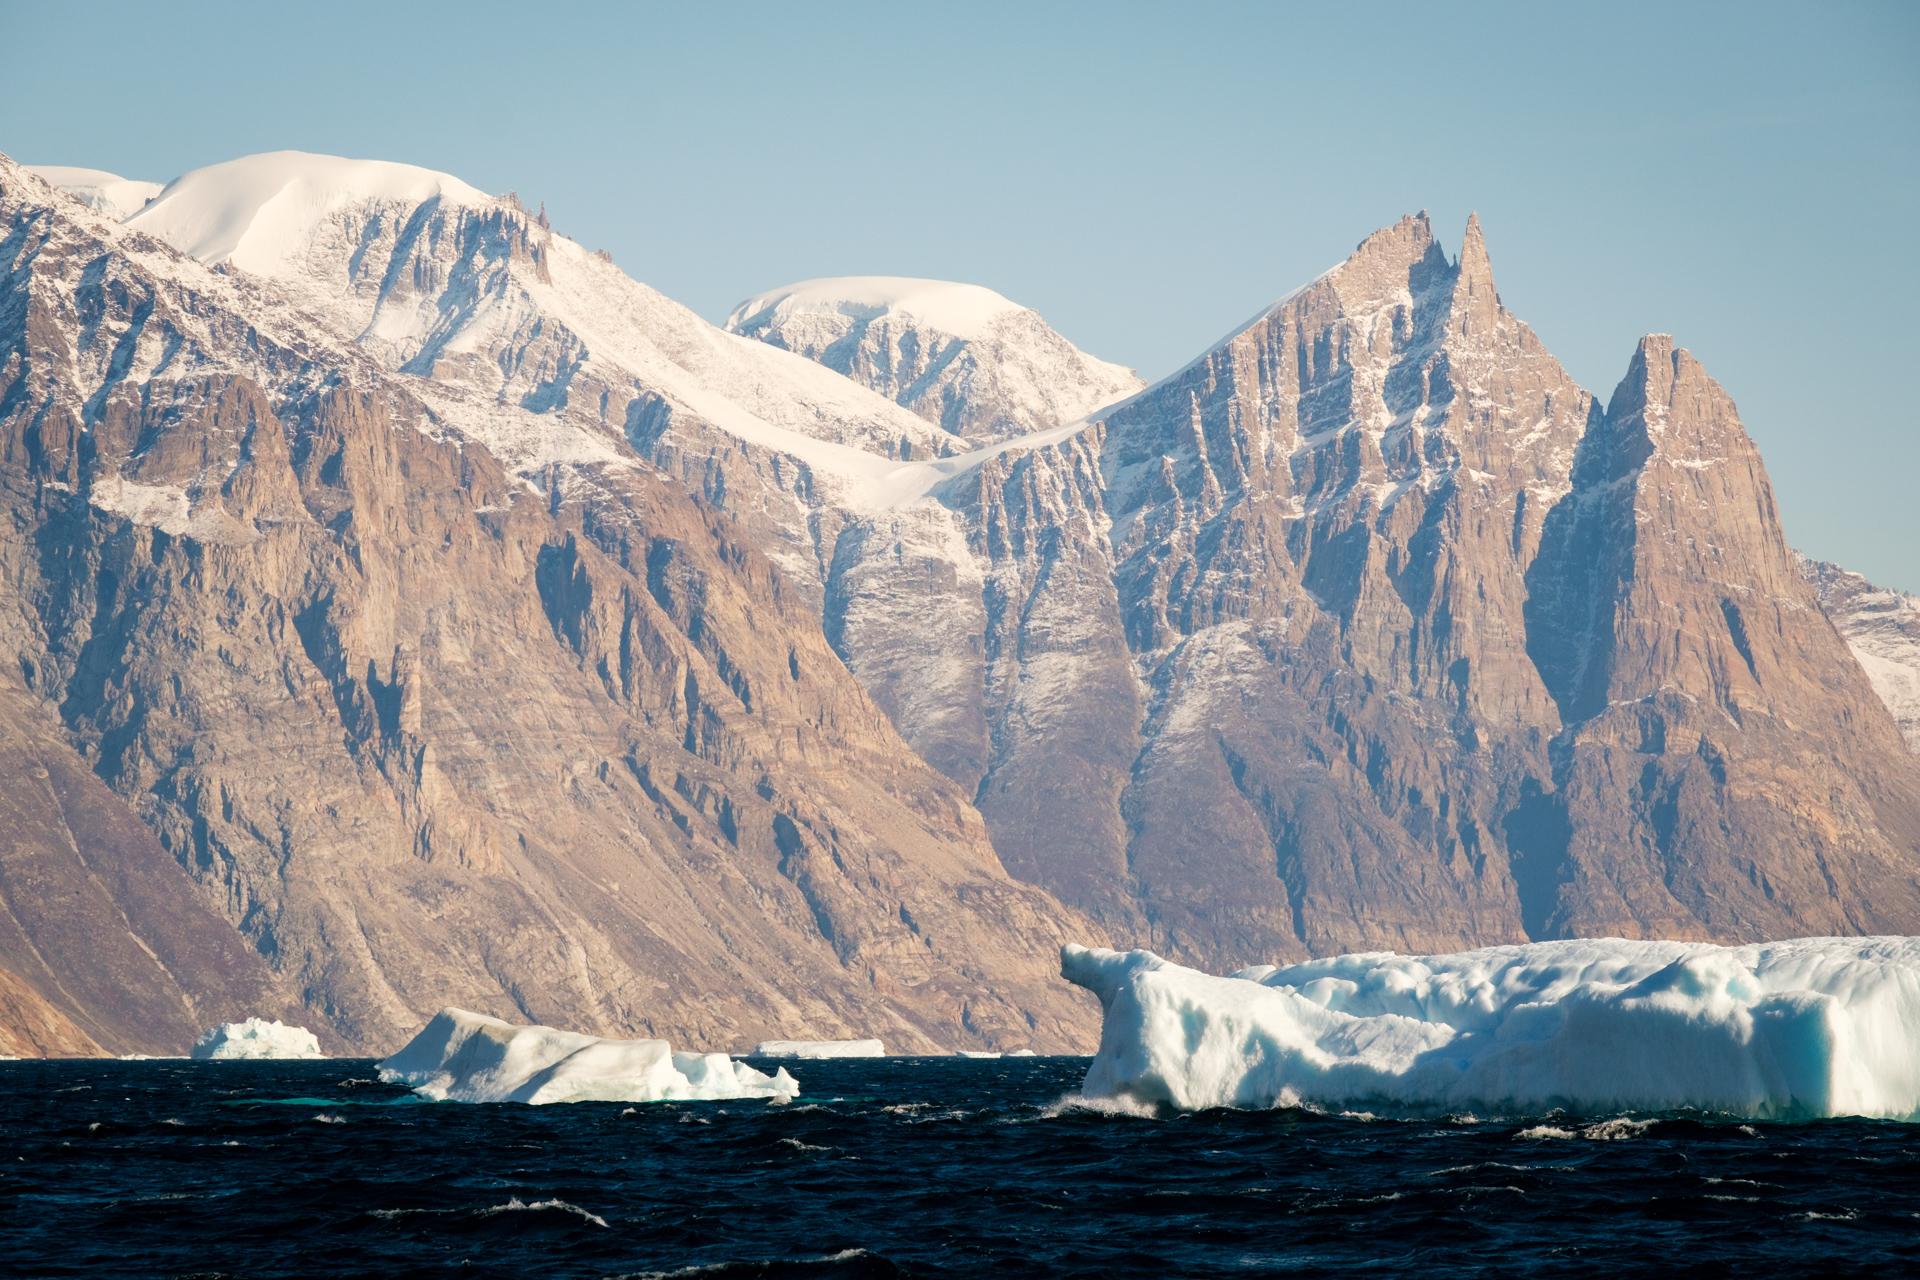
[1061,937,1920,1120]
[955,1050,1001,1058]
[751,1039,885,1058]
[381,1008,799,1104]
[192,1018,325,1060]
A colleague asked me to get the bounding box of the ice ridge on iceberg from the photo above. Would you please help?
[192,1018,325,1060]
[380,1008,799,1104]
[1061,938,1920,1120]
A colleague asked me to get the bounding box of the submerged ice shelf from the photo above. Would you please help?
[380,1009,799,1104]
[1061,938,1920,1120]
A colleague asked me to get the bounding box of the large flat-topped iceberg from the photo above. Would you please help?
[192,1018,325,1060]
[1062,939,1920,1120]
[381,1009,799,1104]
[751,1039,885,1058]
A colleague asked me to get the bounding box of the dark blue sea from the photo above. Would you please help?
[3,1057,1916,1278]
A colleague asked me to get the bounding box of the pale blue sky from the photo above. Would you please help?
[7,1,1916,588]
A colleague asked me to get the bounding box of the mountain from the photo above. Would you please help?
[1799,556,1920,753]
[0,152,1104,1055]
[11,144,1916,1056]
[725,277,1143,442]
[736,213,1920,964]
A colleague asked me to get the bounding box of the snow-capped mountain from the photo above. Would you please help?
[46,151,1013,610]
[0,152,1104,1055]
[10,143,1920,1047]
[1800,556,1920,752]
[726,277,1144,441]
[735,211,1920,963]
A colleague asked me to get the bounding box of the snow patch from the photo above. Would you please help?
[380,1008,799,1104]
[192,1018,325,1060]
[1062,938,1920,1119]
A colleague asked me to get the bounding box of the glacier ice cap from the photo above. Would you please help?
[125,150,490,275]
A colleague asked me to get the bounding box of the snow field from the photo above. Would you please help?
[381,1009,800,1104]
[1062,938,1920,1119]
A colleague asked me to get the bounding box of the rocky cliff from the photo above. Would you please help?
[0,155,1105,1055]
[747,213,1920,966]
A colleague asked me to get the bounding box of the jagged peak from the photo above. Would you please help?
[1344,211,1438,272]
[1445,210,1502,334]
[1458,211,1491,278]
[1598,332,1750,478]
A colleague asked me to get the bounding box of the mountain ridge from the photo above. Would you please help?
[6,147,1917,1056]
[0,152,1106,1055]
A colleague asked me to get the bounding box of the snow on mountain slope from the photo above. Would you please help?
[127,152,490,270]
[119,153,954,466]
[727,276,1144,440]
[733,277,1026,341]
[26,165,162,221]
[1800,555,1920,752]
[110,151,1007,598]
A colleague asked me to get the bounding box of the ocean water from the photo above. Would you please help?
[3,1057,1916,1278]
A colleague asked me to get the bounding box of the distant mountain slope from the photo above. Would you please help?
[726,277,1143,442]
[0,153,1103,1055]
[1799,556,1920,753]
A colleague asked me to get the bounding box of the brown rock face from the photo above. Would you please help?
[1515,337,1920,939]
[0,157,1103,1055]
[0,672,295,1056]
[0,964,101,1057]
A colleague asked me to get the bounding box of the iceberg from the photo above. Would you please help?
[750,1039,885,1058]
[380,1008,799,1104]
[191,1018,325,1060]
[1061,938,1920,1120]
